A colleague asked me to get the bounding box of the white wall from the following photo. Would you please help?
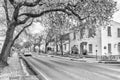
[69,31,81,54]
[101,21,120,55]
[69,27,102,56]
[63,40,70,53]
[80,28,102,56]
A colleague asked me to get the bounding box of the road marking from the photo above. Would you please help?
[100,70,120,79]
[97,65,120,72]
[33,66,51,80]
[32,56,120,80]
[58,68,90,80]
[28,58,52,80]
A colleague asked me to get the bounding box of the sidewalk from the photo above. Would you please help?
[51,55,98,63]
[0,52,38,80]
[51,55,120,63]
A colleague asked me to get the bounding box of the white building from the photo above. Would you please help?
[69,21,120,58]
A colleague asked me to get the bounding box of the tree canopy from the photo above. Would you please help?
[0,0,117,66]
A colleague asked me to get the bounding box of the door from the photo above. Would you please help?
[118,43,120,55]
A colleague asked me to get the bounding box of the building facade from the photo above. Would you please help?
[69,21,120,58]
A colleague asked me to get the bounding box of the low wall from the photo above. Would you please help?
[97,55,120,61]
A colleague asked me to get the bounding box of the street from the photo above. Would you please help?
[25,55,120,80]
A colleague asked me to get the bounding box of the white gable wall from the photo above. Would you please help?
[101,21,120,56]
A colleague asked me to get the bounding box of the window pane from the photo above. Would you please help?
[73,32,76,40]
[108,27,111,36]
[108,44,111,53]
[118,28,120,37]
[89,44,92,53]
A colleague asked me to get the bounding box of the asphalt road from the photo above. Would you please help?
[25,55,120,80]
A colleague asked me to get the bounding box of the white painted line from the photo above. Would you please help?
[58,68,90,80]
[27,58,52,80]
[98,65,120,72]
[33,67,51,80]
[100,71,120,79]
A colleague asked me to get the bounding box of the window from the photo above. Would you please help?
[56,45,58,51]
[118,28,120,37]
[64,44,66,50]
[73,32,76,40]
[88,29,92,38]
[118,43,120,54]
[80,28,85,39]
[108,27,111,36]
[89,44,92,53]
[108,44,111,53]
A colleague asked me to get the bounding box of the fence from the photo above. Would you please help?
[98,55,120,61]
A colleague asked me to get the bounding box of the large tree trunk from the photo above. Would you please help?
[0,24,15,66]
[55,36,58,55]
[55,42,58,55]
[38,44,41,53]
[45,42,49,54]
[33,44,36,52]
[60,36,63,55]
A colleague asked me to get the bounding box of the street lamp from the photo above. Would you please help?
[96,45,98,60]
[96,50,98,60]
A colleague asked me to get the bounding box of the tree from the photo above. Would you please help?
[48,12,69,55]
[23,29,44,53]
[23,41,32,49]
[43,27,55,53]
[32,34,43,53]
[0,0,69,66]
[0,0,116,67]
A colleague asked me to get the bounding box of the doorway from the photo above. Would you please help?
[80,42,87,55]
[118,43,120,55]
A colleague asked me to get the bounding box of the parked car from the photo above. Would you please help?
[24,51,32,56]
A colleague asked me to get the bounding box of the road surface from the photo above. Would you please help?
[25,55,120,80]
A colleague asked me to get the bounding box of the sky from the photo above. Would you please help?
[32,0,120,34]
[29,22,45,34]
[113,0,120,22]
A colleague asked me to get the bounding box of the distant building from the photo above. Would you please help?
[60,33,70,53]
[47,33,70,54]
[69,21,120,58]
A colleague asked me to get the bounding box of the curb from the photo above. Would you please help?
[51,55,120,64]
[19,59,29,76]
[52,55,87,62]
[50,55,103,63]
[21,55,47,80]
[98,61,120,64]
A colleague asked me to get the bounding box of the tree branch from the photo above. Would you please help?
[19,7,89,22]
[65,3,94,22]
[19,8,71,18]
[17,17,30,25]
[22,0,42,7]
[9,0,17,8]
[13,3,22,21]
[11,19,33,47]
[65,6,85,21]
[9,0,14,5]
[9,0,23,22]
[3,0,10,24]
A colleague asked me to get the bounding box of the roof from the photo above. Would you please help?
[110,20,120,28]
